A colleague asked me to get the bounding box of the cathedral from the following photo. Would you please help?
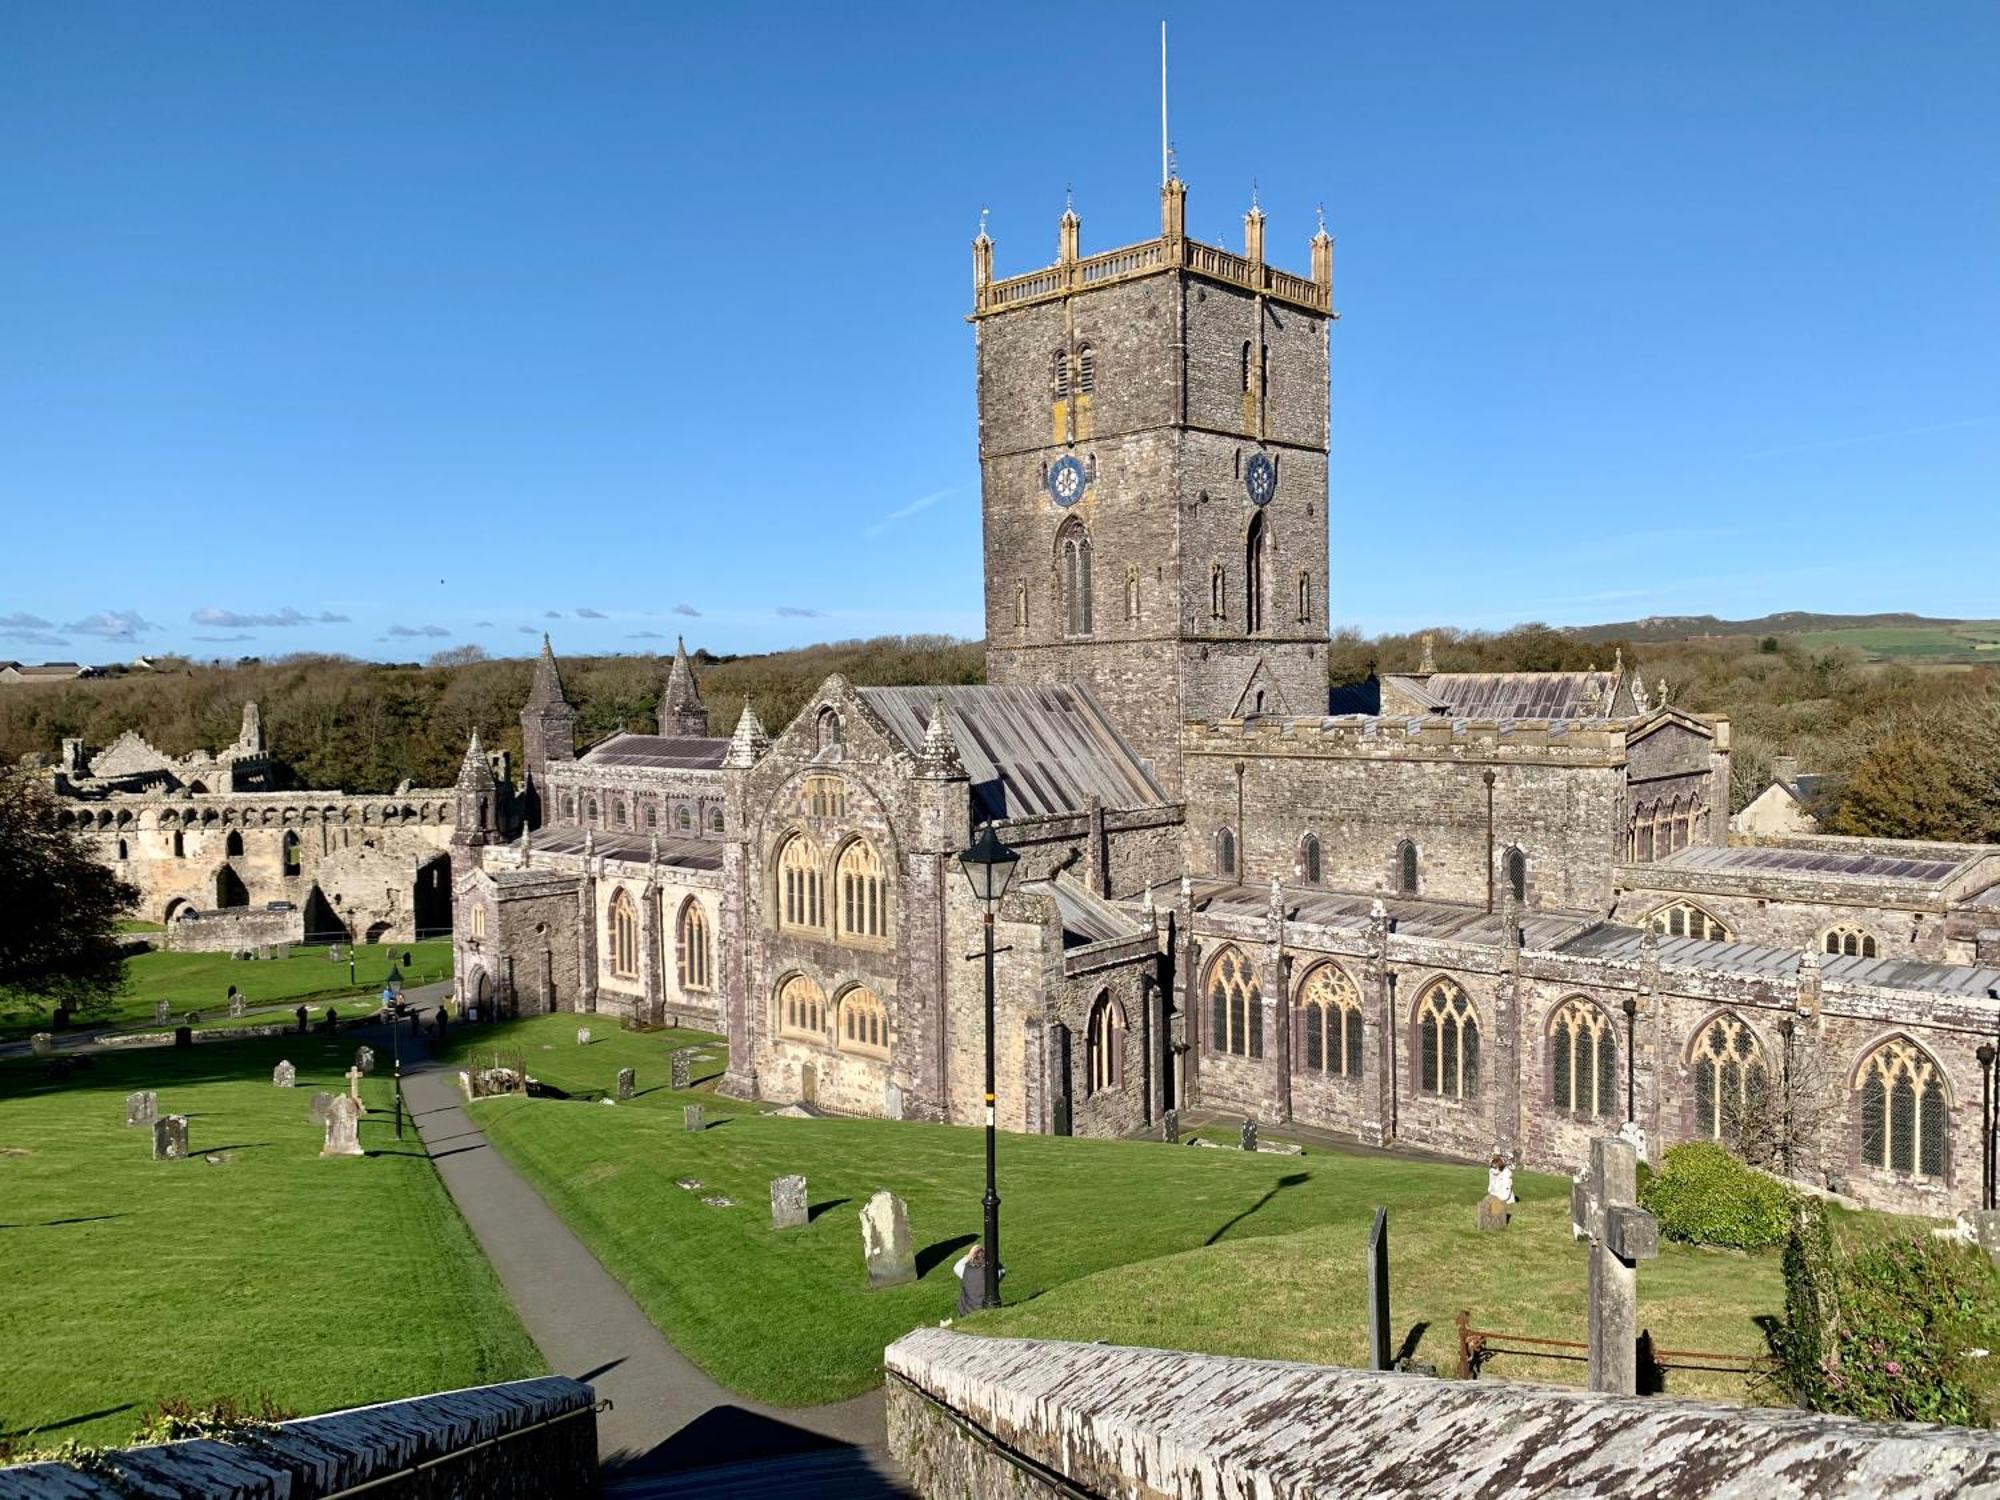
[452,177,2000,1220]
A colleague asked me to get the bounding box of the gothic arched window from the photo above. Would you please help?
[1550,997,1618,1116]
[677,898,711,992]
[1650,902,1730,943]
[1689,1014,1767,1142]
[1397,840,1419,895]
[1505,847,1527,904]
[1245,512,1267,634]
[607,888,639,979]
[1216,826,1237,877]
[1857,1038,1947,1177]
[1059,519,1093,638]
[838,985,889,1056]
[1416,979,1479,1098]
[836,839,888,941]
[776,973,826,1042]
[1205,945,1262,1058]
[816,708,843,750]
[1087,992,1125,1093]
[1823,925,1879,959]
[1301,832,1322,885]
[776,833,825,932]
[1296,963,1362,1077]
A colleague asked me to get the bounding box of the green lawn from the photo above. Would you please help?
[437,1013,734,1109]
[1,941,453,1042]
[454,1021,1790,1408]
[0,1031,541,1450]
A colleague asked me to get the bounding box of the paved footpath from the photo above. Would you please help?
[399,996,906,1494]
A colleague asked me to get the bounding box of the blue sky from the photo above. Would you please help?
[3,2,1995,663]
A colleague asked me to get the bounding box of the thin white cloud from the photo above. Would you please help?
[386,623,450,638]
[672,603,701,617]
[776,606,825,619]
[193,633,255,643]
[0,611,56,634]
[627,630,666,640]
[65,609,156,640]
[191,606,350,628]
[575,607,607,619]
[543,610,563,619]
[4,630,69,648]
[862,484,965,538]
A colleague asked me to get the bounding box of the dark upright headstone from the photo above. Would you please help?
[1161,1108,1180,1145]
[296,1005,309,1034]
[1240,1118,1258,1153]
[671,1050,692,1091]
[617,1067,635,1100]
[51,1006,70,1032]
[1367,1205,1392,1371]
[173,1025,192,1050]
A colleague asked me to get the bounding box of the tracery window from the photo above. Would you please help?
[563,795,575,820]
[607,888,639,979]
[1823,925,1879,959]
[1296,963,1363,1077]
[1857,1038,1947,1178]
[1245,512,1267,634]
[1649,902,1730,942]
[1416,979,1479,1099]
[1397,840,1418,895]
[1690,1014,1767,1142]
[1087,992,1125,1092]
[804,775,847,819]
[776,973,826,1042]
[614,797,627,828]
[1301,832,1322,885]
[709,806,725,833]
[586,798,598,824]
[837,839,888,941]
[777,834,825,932]
[1216,826,1237,877]
[678,898,711,992]
[646,805,658,829]
[838,985,889,1056]
[1060,519,1093,637]
[1205,945,1262,1058]
[1549,997,1618,1116]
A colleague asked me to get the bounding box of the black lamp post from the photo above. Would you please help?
[1620,996,1638,1122]
[1979,1038,1996,1212]
[958,823,1019,1309]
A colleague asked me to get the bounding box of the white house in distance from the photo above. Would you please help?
[1732,756,1844,836]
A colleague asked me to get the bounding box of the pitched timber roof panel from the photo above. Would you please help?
[577,734,730,771]
[1381,671,1628,720]
[525,827,723,871]
[1651,844,1969,887]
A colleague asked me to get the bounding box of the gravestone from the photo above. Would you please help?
[683,1104,704,1132]
[154,998,171,1024]
[309,1091,334,1126]
[272,1060,296,1088]
[174,1026,192,1050]
[771,1174,808,1230]
[126,1090,158,1128]
[229,994,246,1019]
[1161,1108,1180,1145]
[227,985,239,1004]
[296,1006,309,1034]
[800,1061,818,1110]
[346,1066,367,1112]
[355,1045,375,1076]
[185,1011,202,1026]
[29,1033,53,1057]
[1240,1119,1258,1153]
[153,1114,189,1161]
[326,1008,340,1034]
[321,1095,364,1158]
[51,1006,70,1032]
[1367,1206,1392,1371]
[576,1027,591,1047]
[670,1050,692,1091]
[1573,1134,1660,1395]
[617,1067,635,1101]
[860,1190,916,1287]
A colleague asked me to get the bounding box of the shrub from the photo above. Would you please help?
[1776,1200,2000,1426]
[1639,1141,1794,1250]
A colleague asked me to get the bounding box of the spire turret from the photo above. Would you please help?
[915,694,966,779]
[723,698,770,769]
[453,730,501,847]
[657,636,709,737]
[519,634,577,830]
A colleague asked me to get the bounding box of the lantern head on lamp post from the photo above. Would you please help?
[959,822,1018,1308]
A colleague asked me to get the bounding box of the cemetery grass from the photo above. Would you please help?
[0,1031,541,1449]
[456,1019,1784,1407]
[0,941,453,1041]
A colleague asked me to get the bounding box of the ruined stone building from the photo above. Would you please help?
[49,702,456,949]
[453,178,2000,1219]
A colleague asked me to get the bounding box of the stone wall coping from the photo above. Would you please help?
[884,1329,2000,1498]
[1619,863,1952,910]
[0,1376,593,1499]
[1184,714,1635,765]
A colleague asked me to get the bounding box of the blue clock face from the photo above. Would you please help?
[1244,453,1276,506]
[1047,455,1087,508]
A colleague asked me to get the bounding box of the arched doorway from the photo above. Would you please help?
[215,865,249,908]
[163,897,194,925]
[364,921,393,945]
[413,854,452,939]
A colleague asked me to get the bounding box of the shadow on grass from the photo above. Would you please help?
[916,1233,978,1278]
[807,1197,851,1223]
[1394,1320,1430,1366]
[1204,1171,1312,1246]
[0,1213,129,1231]
[0,1404,135,1441]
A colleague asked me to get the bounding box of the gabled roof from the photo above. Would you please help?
[576,734,729,771]
[1381,671,1631,720]
[528,827,724,871]
[858,683,1167,821]
[1648,843,1970,889]
[1020,877,1149,949]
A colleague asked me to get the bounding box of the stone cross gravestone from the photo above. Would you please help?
[1367,1206,1392,1371]
[670,1050,692,1090]
[154,998,171,1024]
[1240,1119,1258,1153]
[126,1090,158,1128]
[683,1104,704,1132]
[771,1174,808,1230]
[355,1045,375,1076]
[272,1060,296,1088]
[576,1028,591,1047]
[860,1190,916,1287]
[229,995,246,1019]
[1572,1134,1660,1395]
[346,1066,367,1112]
[309,1091,334,1125]
[153,1114,189,1161]
[29,1033,53,1057]
[321,1095,364,1158]
[617,1067,635,1101]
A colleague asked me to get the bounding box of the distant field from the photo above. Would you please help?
[1791,620,2000,662]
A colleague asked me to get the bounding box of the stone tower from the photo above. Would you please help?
[519,634,576,830]
[656,636,709,737]
[973,179,1335,792]
[453,730,502,849]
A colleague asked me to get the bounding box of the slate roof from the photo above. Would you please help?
[577,733,730,772]
[1648,844,1970,888]
[1021,878,1148,949]
[1381,671,1629,720]
[1152,879,1598,949]
[859,684,1167,821]
[1558,922,2000,999]
[526,827,723,871]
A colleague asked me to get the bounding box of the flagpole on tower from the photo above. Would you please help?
[1160,21,1170,186]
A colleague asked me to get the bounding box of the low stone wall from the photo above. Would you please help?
[884,1329,2000,1499]
[161,907,303,954]
[0,1377,594,1499]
